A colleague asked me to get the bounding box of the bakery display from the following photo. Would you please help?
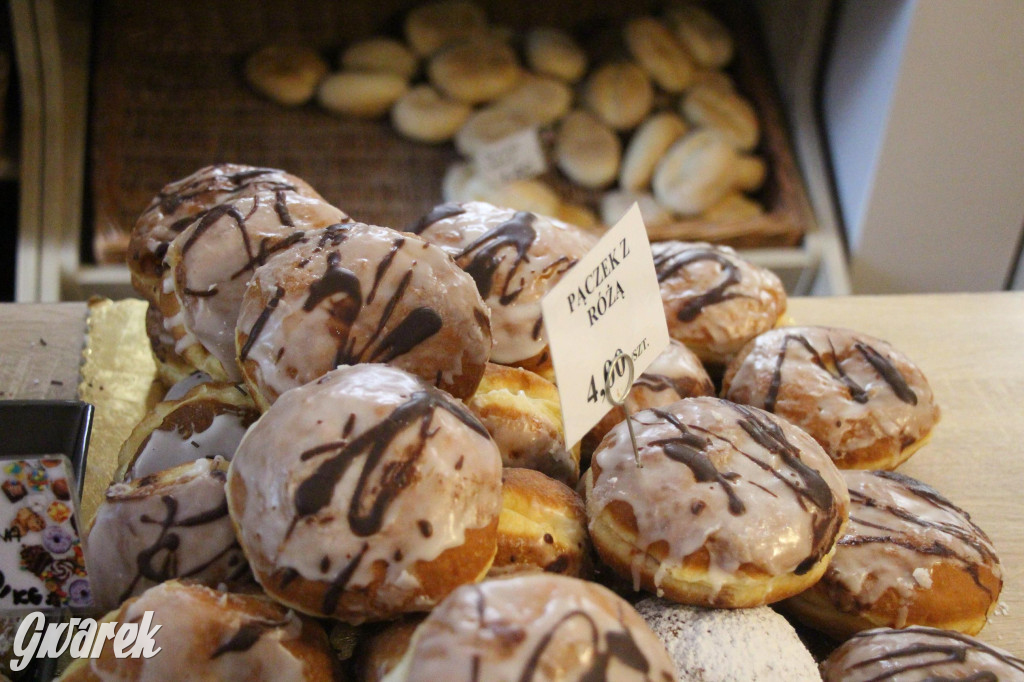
[634,597,820,681]
[652,240,787,367]
[405,200,597,371]
[58,580,338,681]
[722,325,941,469]
[489,468,590,579]
[86,457,249,611]
[381,573,679,681]
[70,149,1023,675]
[583,396,849,608]
[820,626,1024,681]
[226,363,502,623]
[783,469,1002,639]
[235,221,492,408]
[127,163,326,305]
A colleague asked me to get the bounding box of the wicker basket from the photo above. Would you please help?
[88,0,813,264]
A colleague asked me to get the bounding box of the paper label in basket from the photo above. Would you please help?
[541,203,670,448]
[474,127,547,184]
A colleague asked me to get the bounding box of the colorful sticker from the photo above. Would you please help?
[0,456,91,611]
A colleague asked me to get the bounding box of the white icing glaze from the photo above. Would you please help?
[126,412,251,481]
[824,470,1001,615]
[82,581,313,682]
[160,189,347,380]
[634,597,820,682]
[235,222,491,404]
[409,201,597,364]
[86,458,248,611]
[723,326,940,464]
[588,397,848,590]
[822,626,1024,682]
[163,370,213,401]
[651,241,785,362]
[384,574,678,682]
[129,164,322,291]
[228,364,502,608]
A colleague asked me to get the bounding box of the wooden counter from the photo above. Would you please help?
[0,293,1021,653]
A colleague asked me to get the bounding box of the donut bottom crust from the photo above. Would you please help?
[230,471,499,624]
[780,559,1001,640]
[832,429,934,471]
[587,489,837,609]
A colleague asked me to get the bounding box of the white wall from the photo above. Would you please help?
[823,0,1024,293]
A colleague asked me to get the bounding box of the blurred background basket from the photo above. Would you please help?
[88,0,814,264]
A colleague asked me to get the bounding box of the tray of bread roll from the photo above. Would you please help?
[89,0,812,266]
[51,160,1021,680]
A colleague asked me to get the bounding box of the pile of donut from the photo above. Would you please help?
[65,162,1022,680]
[243,0,767,232]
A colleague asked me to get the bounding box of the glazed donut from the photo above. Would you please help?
[235,222,491,409]
[821,626,1024,682]
[651,240,786,367]
[58,581,337,682]
[128,163,326,304]
[382,574,678,682]
[226,364,503,623]
[466,363,578,486]
[405,201,597,368]
[86,457,250,611]
[583,338,715,461]
[156,188,348,382]
[145,300,199,388]
[117,381,259,481]
[722,325,941,469]
[782,469,1001,639]
[584,396,849,608]
[489,468,590,579]
[634,597,820,682]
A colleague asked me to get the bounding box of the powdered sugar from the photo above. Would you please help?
[635,597,821,681]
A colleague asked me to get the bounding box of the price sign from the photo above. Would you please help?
[541,203,670,448]
[474,126,548,185]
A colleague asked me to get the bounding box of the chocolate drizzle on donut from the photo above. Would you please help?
[764,333,919,412]
[406,202,467,235]
[840,470,999,594]
[292,389,488,534]
[650,408,745,516]
[119,492,239,604]
[210,617,291,659]
[467,586,653,682]
[855,342,919,404]
[239,286,285,361]
[455,211,537,304]
[844,626,1024,680]
[766,334,869,411]
[730,404,839,574]
[292,239,444,370]
[653,246,748,321]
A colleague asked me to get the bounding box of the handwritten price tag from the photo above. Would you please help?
[474,127,547,185]
[541,203,670,448]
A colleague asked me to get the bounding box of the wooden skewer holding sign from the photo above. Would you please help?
[603,350,643,468]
